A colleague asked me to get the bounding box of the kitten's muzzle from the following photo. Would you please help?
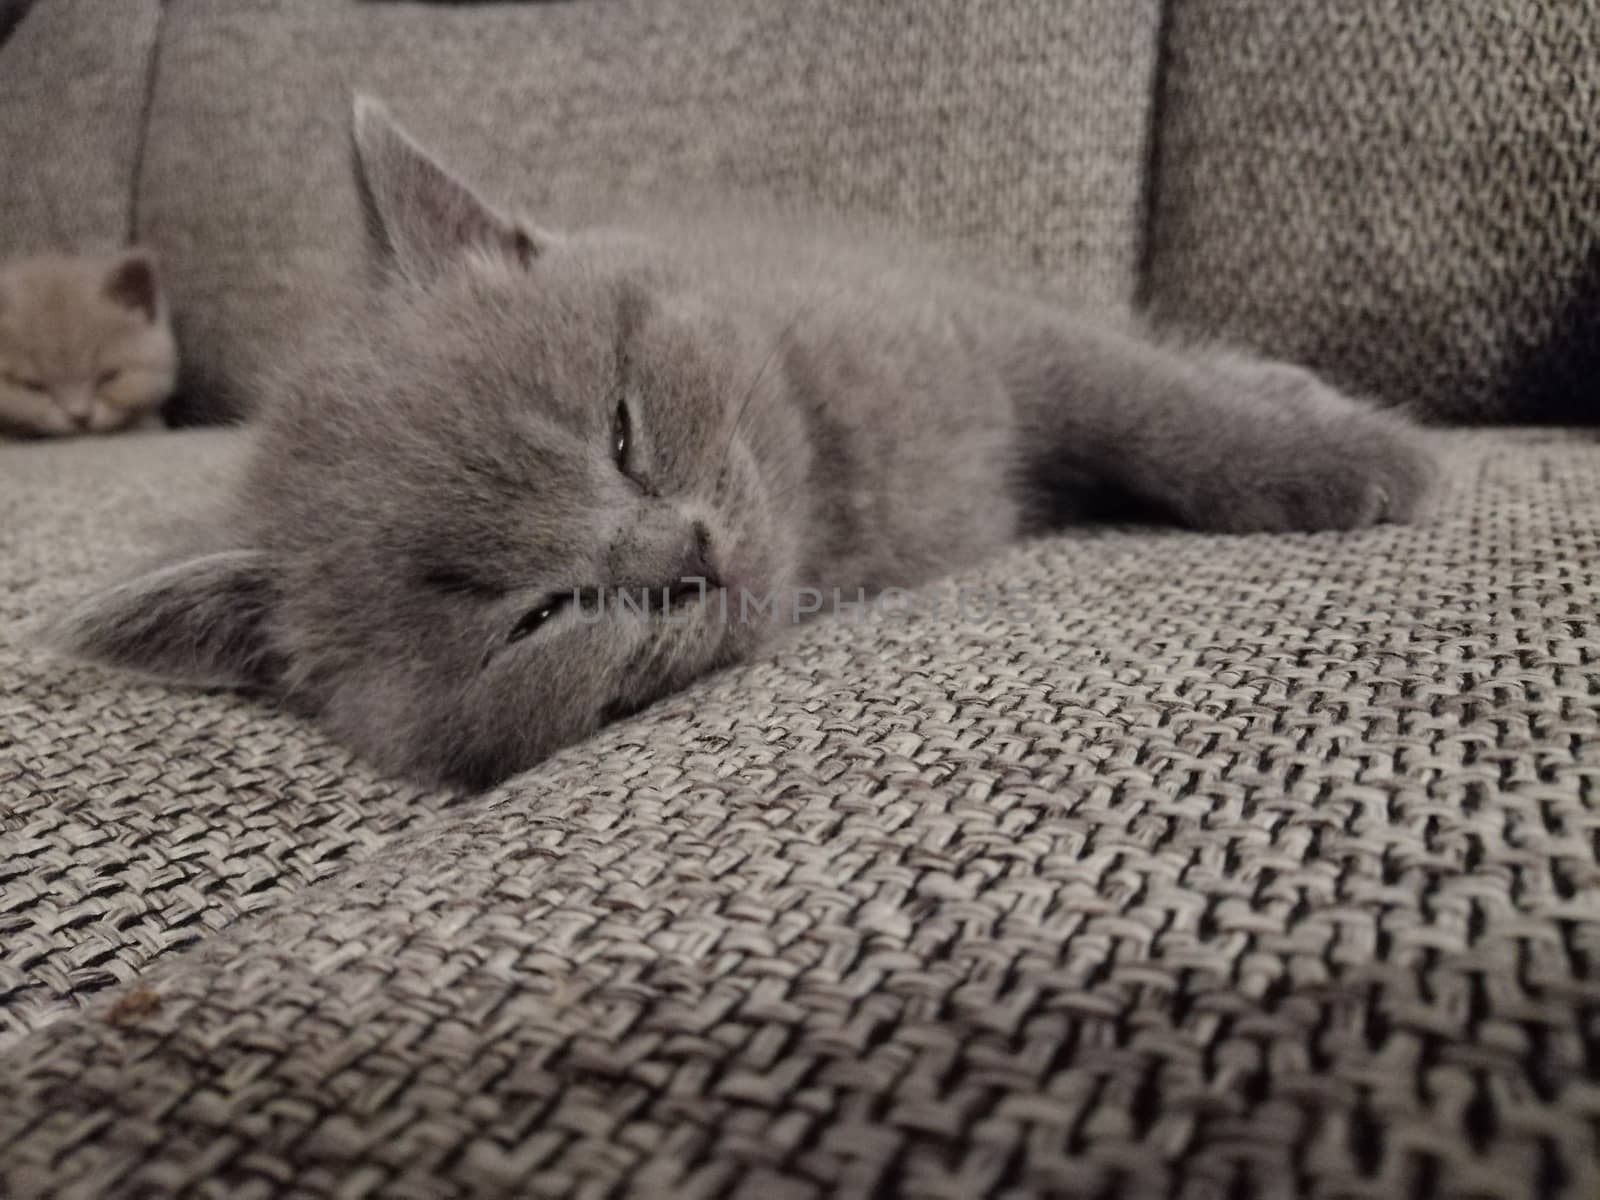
[655,523,724,610]
[613,515,724,594]
[682,520,722,589]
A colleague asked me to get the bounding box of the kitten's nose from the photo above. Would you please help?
[680,520,721,587]
[610,511,724,594]
[61,390,94,430]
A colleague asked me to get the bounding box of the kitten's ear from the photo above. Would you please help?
[352,94,543,279]
[104,250,161,322]
[51,550,282,689]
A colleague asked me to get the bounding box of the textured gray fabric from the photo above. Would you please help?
[139,0,1162,420]
[1145,1,1600,424]
[0,0,162,257]
[4,428,1600,1198]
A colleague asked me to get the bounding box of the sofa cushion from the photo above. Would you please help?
[139,0,1163,421]
[1146,1,1600,423]
[0,0,163,257]
[3,428,1598,1197]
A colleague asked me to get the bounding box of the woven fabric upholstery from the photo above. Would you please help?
[1145,1,1600,424]
[0,0,162,257]
[138,0,1162,421]
[3,428,1599,1198]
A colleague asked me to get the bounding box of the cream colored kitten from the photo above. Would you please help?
[0,252,178,437]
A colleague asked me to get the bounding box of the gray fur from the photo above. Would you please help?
[52,98,1437,788]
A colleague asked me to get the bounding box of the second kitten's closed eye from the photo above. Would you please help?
[4,371,46,393]
[0,251,179,438]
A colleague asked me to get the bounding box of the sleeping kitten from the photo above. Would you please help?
[0,251,177,437]
[53,98,1436,788]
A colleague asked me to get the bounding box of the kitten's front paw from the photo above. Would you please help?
[1178,361,1437,534]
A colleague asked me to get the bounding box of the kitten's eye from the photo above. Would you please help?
[508,593,572,643]
[96,368,122,388]
[613,399,632,472]
[4,373,47,394]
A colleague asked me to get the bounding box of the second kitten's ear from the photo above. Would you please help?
[105,251,161,322]
[50,550,283,690]
[352,94,541,280]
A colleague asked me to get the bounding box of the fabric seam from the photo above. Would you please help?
[1133,0,1175,312]
[127,0,170,246]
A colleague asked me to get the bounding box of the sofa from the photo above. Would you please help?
[3,2,1598,1197]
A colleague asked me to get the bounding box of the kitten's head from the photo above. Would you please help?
[55,98,804,788]
[0,251,177,436]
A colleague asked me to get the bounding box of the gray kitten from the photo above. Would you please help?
[54,98,1436,788]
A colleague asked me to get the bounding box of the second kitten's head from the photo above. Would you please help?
[55,99,806,788]
[0,252,177,436]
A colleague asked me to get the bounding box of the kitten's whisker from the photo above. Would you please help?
[716,288,823,483]
[717,333,787,481]
[754,475,815,514]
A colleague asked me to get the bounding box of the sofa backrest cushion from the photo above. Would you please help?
[1145,1,1600,423]
[139,0,1163,421]
[0,0,162,258]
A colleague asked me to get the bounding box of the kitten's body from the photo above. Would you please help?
[0,252,177,437]
[57,101,1436,787]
